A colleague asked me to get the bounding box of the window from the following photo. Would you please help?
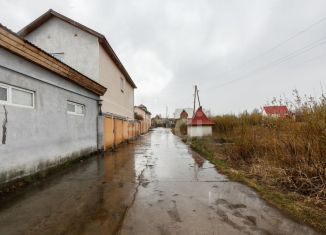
[67,101,85,116]
[12,88,34,106]
[120,77,124,92]
[0,83,34,108]
[0,86,8,102]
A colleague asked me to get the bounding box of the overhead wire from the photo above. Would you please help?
[210,15,326,88]
[214,36,326,88]
[215,15,326,79]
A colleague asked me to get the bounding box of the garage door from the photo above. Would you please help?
[104,116,114,150]
[115,119,124,145]
[123,120,129,141]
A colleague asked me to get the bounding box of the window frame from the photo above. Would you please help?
[120,77,124,93]
[0,83,35,109]
[0,84,9,103]
[50,52,65,62]
[67,101,85,116]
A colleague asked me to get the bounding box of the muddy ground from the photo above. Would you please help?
[0,128,319,235]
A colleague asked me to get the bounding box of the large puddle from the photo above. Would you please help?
[0,128,319,235]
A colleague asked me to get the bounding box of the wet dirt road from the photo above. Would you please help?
[0,128,319,235]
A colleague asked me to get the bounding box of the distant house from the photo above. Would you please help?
[263,106,289,118]
[0,24,106,184]
[187,106,215,137]
[134,104,151,133]
[180,110,189,119]
[173,108,193,119]
[152,115,164,127]
[174,110,189,135]
[174,107,211,119]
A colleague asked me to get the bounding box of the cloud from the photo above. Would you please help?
[121,48,173,96]
[1,0,326,116]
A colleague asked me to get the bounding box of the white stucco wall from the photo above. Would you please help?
[0,49,100,184]
[134,107,145,119]
[134,107,151,133]
[24,17,135,120]
[24,17,100,81]
[99,46,134,119]
[187,126,212,137]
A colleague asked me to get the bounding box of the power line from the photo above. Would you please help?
[295,52,326,65]
[244,15,326,63]
[214,15,326,80]
[216,40,326,87]
[223,36,326,81]
[213,35,326,88]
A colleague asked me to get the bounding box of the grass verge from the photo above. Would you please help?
[188,137,326,234]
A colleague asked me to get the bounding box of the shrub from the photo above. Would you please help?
[179,123,187,135]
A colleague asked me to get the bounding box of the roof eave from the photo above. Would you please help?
[18,10,53,37]
[18,9,137,89]
[188,124,214,126]
[1,24,106,96]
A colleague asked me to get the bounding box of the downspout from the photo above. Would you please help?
[97,99,103,151]
[112,113,115,149]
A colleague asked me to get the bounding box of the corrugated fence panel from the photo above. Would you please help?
[132,123,136,138]
[128,122,133,139]
[104,118,144,151]
[115,119,124,145]
[104,116,114,150]
[136,123,140,136]
[123,120,128,141]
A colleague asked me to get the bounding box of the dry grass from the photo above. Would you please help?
[189,92,326,232]
[210,93,326,204]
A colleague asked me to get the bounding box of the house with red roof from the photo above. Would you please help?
[263,106,289,118]
[187,106,215,137]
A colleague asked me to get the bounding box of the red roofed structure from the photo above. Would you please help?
[263,106,288,118]
[187,107,214,137]
[188,107,214,126]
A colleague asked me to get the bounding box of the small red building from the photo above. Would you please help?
[180,110,189,119]
[263,106,288,118]
[187,106,214,137]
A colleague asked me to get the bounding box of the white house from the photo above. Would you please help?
[134,104,151,134]
[0,24,106,184]
[18,9,136,120]
[263,105,289,118]
[187,107,215,137]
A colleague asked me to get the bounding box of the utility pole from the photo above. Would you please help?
[193,85,197,116]
[165,106,168,128]
[197,88,201,107]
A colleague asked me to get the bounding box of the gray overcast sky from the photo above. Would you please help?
[1,0,326,116]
